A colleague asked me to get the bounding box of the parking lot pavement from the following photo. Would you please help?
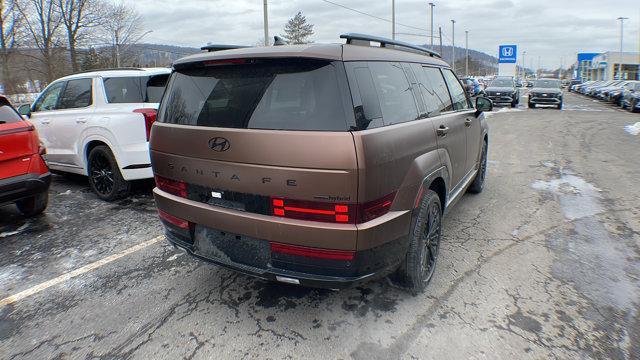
[1,92,639,359]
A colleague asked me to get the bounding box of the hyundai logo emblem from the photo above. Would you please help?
[502,47,514,57]
[208,137,230,152]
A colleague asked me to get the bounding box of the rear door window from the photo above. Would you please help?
[419,66,454,115]
[442,69,472,110]
[58,78,93,109]
[367,61,419,125]
[159,59,350,131]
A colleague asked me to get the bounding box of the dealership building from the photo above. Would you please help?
[581,51,640,81]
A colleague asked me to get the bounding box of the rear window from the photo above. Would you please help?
[158,59,350,131]
[103,74,169,103]
[0,102,23,124]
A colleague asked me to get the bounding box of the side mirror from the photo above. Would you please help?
[475,97,493,116]
[18,104,32,118]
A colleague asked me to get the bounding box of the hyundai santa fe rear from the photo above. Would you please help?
[151,34,490,293]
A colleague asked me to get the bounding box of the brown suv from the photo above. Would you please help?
[150,33,491,293]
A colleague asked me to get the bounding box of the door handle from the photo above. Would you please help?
[41,119,50,124]
[436,125,449,137]
[465,118,473,127]
[76,118,87,124]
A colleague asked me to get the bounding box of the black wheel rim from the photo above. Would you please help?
[90,152,114,196]
[420,202,441,282]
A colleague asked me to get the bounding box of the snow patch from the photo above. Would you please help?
[0,222,30,238]
[58,190,72,195]
[167,253,184,261]
[483,107,522,118]
[532,172,602,220]
[624,122,640,136]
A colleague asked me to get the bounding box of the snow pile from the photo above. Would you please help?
[624,122,640,136]
[483,107,522,118]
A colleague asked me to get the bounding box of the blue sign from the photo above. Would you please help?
[0,83,4,94]
[498,45,517,63]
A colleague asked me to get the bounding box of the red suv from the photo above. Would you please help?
[0,95,50,216]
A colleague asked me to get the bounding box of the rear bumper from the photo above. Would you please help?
[119,142,152,180]
[153,188,411,289]
[0,172,51,206]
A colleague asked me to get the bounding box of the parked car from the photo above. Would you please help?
[485,76,520,107]
[621,82,640,111]
[594,80,625,100]
[151,33,491,293]
[0,95,50,216]
[528,78,563,109]
[567,79,581,92]
[21,68,171,200]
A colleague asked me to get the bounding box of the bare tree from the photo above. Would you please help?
[57,0,103,72]
[16,0,63,82]
[0,0,21,93]
[101,1,147,67]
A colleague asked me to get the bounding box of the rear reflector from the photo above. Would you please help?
[358,192,396,223]
[133,108,157,141]
[270,242,355,261]
[158,209,190,229]
[154,175,188,198]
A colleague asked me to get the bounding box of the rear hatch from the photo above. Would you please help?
[0,102,36,179]
[150,58,359,224]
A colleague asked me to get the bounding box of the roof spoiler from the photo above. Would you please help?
[340,33,441,58]
[201,44,251,52]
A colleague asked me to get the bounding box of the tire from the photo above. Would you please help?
[511,100,517,108]
[631,99,639,113]
[468,140,488,193]
[87,145,130,201]
[557,102,563,110]
[16,192,48,217]
[395,189,442,295]
[528,102,535,109]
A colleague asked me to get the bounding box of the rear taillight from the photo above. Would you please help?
[203,59,247,66]
[270,192,396,224]
[271,197,355,224]
[270,242,355,261]
[158,209,190,230]
[154,175,187,198]
[133,108,157,141]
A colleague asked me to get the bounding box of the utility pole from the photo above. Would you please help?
[392,0,396,40]
[451,20,456,73]
[617,17,628,80]
[522,51,526,80]
[263,0,270,46]
[438,27,443,56]
[537,55,541,78]
[428,2,435,50]
[465,30,469,77]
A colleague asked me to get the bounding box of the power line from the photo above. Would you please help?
[319,0,427,32]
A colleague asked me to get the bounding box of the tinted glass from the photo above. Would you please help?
[58,78,92,109]
[352,66,383,129]
[159,59,349,131]
[33,82,65,111]
[442,69,471,110]
[420,66,453,115]
[103,75,169,104]
[534,79,561,88]
[490,79,514,87]
[0,103,23,124]
[368,61,418,125]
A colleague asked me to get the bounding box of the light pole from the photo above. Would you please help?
[451,19,456,73]
[263,0,269,46]
[428,2,435,50]
[522,51,526,80]
[616,17,628,80]
[465,30,469,77]
[392,0,396,40]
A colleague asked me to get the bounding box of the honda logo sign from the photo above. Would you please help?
[498,45,517,64]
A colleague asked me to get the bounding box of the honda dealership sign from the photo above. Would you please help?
[499,45,517,63]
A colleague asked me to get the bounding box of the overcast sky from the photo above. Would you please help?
[132,0,640,69]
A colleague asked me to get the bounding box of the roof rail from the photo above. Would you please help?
[340,33,441,58]
[201,44,251,52]
[75,67,145,74]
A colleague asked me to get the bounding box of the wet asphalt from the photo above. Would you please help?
[0,92,639,359]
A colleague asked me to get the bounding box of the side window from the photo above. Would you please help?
[401,63,426,117]
[368,61,419,125]
[103,77,144,103]
[352,66,383,129]
[58,78,93,109]
[442,69,471,110]
[419,66,454,115]
[0,102,23,124]
[33,82,65,112]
